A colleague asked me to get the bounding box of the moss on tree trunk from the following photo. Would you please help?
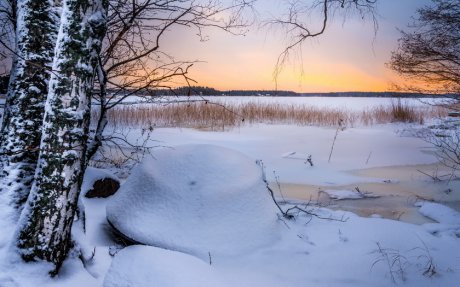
[0,0,58,210]
[15,0,108,273]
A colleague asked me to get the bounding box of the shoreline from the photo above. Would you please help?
[272,162,460,225]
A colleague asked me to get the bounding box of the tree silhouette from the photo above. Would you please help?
[390,0,459,94]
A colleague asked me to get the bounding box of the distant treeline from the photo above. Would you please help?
[148,86,298,97]
[136,86,455,98]
[301,91,441,98]
[2,83,456,99]
[312,92,459,98]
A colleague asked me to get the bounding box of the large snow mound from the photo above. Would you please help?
[103,245,219,287]
[106,144,280,258]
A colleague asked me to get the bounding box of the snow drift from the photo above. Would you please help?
[106,144,280,259]
[103,246,219,287]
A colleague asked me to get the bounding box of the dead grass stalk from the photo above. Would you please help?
[93,100,447,130]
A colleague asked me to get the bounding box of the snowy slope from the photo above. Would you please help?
[128,123,437,186]
[103,208,460,287]
[0,124,459,287]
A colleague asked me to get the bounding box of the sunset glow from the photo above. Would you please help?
[163,0,432,93]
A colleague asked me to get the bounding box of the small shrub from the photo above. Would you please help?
[390,98,420,123]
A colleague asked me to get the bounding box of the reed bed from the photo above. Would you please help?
[92,100,447,130]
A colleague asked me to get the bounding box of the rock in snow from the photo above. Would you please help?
[85,178,120,198]
[82,167,120,198]
[106,144,280,258]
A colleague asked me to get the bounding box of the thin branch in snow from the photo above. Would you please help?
[256,159,347,222]
[328,118,345,163]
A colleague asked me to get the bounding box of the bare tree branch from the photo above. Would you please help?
[389,0,460,94]
[267,0,378,81]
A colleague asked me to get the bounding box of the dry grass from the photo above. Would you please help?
[92,100,447,130]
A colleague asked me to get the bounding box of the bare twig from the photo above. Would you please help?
[256,159,347,222]
[328,119,344,163]
[366,151,372,164]
[305,155,314,166]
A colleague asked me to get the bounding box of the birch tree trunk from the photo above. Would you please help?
[85,60,107,162]
[0,0,58,209]
[15,0,108,272]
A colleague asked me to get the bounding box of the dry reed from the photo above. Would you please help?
[92,100,447,130]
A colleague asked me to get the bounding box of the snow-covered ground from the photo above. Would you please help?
[146,123,438,185]
[0,97,459,286]
[112,96,445,112]
[186,96,444,111]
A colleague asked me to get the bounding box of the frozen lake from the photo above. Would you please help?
[180,96,440,111]
[1,95,447,112]
[106,95,446,111]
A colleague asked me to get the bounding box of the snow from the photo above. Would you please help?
[121,96,444,112]
[134,123,438,187]
[106,144,280,259]
[417,202,460,224]
[102,209,460,287]
[322,189,379,200]
[77,168,120,248]
[1,97,460,286]
[103,246,218,287]
[0,189,15,250]
[324,189,365,200]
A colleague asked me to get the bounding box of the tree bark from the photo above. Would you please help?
[85,58,108,163]
[15,0,108,273]
[0,0,59,210]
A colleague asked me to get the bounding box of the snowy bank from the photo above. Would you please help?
[106,144,280,259]
[417,201,460,239]
[102,207,460,287]
[1,123,460,287]
[103,246,219,287]
[417,202,460,224]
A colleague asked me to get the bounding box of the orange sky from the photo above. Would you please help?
[162,0,432,93]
